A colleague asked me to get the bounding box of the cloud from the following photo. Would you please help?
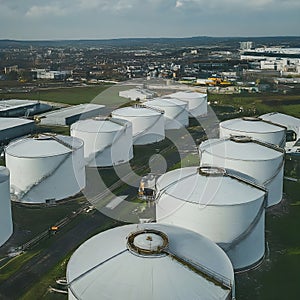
[25,5,66,18]
[173,0,300,11]
[0,0,299,39]
[175,1,184,8]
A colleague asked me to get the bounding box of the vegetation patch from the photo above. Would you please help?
[0,251,40,282]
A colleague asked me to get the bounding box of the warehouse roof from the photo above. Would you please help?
[40,103,105,119]
[0,117,34,131]
[0,99,39,112]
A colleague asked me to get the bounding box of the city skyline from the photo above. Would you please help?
[0,0,299,40]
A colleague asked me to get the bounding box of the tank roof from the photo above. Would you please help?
[71,118,128,133]
[0,99,39,112]
[156,167,265,206]
[112,106,162,117]
[260,112,300,127]
[144,97,188,108]
[67,223,234,300]
[167,91,207,99]
[200,138,283,161]
[5,134,83,158]
[220,117,285,133]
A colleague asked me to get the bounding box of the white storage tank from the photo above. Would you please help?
[0,167,13,247]
[260,112,300,152]
[144,97,189,129]
[199,136,285,207]
[156,166,266,271]
[166,91,207,117]
[5,134,85,204]
[111,105,165,145]
[219,117,286,147]
[71,118,133,167]
[67,223,235,300]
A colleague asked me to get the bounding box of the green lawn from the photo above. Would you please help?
[1,85,109,105]
[208,92,300,118]
[0,84,137,108]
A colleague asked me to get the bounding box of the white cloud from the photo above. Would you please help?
[173,0,300,11]
[76,0,135,12]
[175,1,184,9]
[25,5,66,18]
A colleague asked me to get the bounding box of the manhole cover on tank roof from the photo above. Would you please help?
[198,166,226,177]
[127,229,169,257]
[242,116,262,122]
[230,135,253,143]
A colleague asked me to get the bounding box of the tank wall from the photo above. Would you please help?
[180,95,207,117]
[110,125,133,165]
[190,97,207,117]
[112,113,165,145]
[28,146,85,202]
[71,127,133,167]
[200,151,284,207]
[227,213,265,270]
[6,147,85,203]
[164,108,189,130]
[156,194,265,269]
[0,173,13,246]
[219,126,286,147]
[68,289,77,300]
[6,154,67,195]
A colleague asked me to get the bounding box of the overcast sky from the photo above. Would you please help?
[0,0,299,40]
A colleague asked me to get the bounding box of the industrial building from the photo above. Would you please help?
[143,97,189,130]
[5,134,85,204]
[219,117,286,148]
[119,88,156,101]
[156,166,266,270]
[111,105,165,145]
[71,117,133,167]
[199,136,285,207]
[0,99,51,117]
[0,167,13,247]
[38,104,105,126]
[67,223,235,300]
[0,118,35,144]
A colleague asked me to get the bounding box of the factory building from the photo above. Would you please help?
[38,104,105,126]
[0,118,35,144]
[0,99,51,117]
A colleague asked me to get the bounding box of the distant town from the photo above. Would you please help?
[1,36,300,96]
